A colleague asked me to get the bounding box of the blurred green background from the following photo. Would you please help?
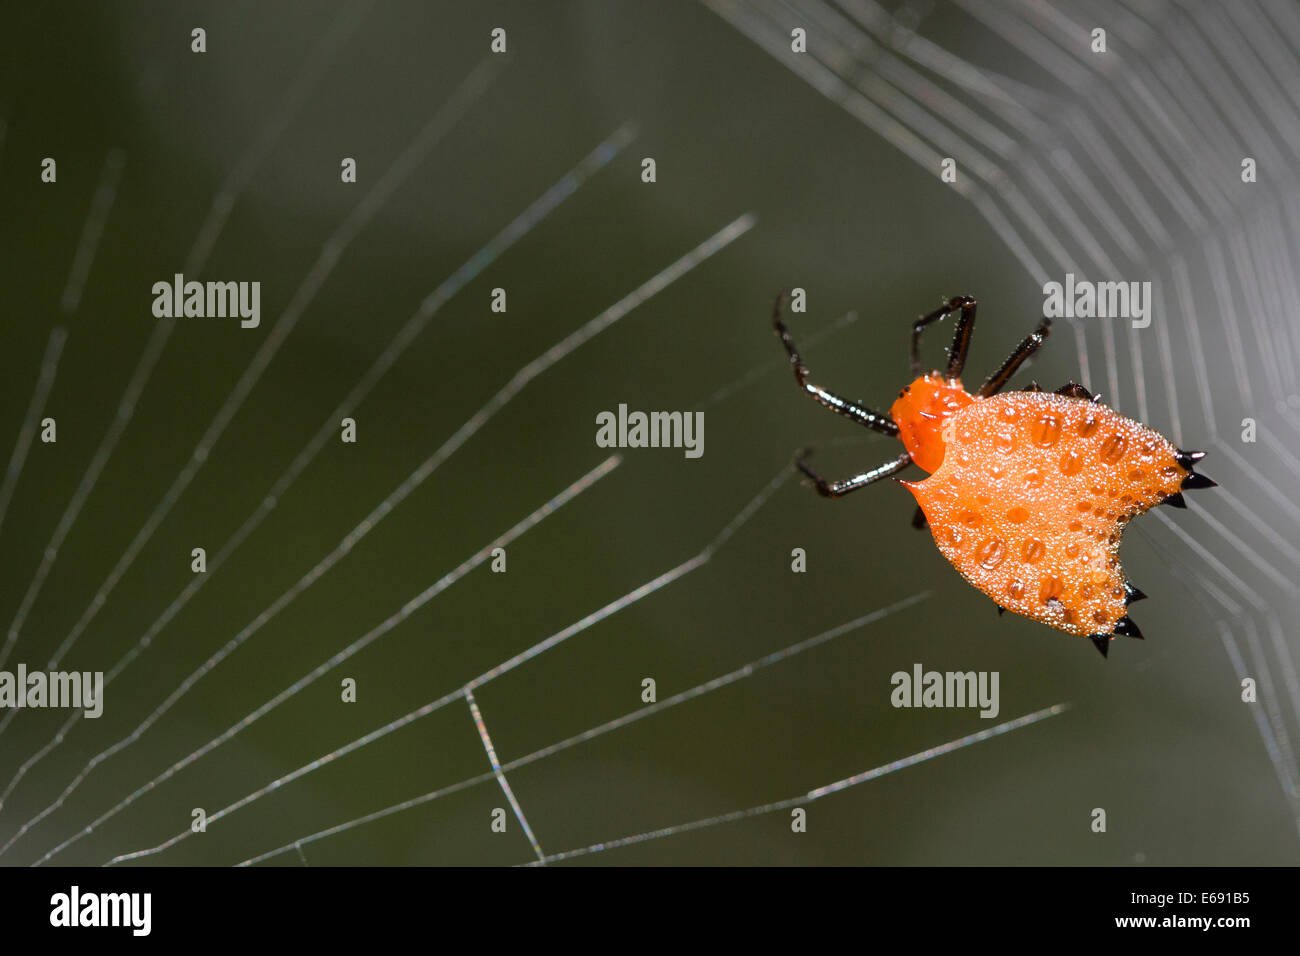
[0,0,1296,865]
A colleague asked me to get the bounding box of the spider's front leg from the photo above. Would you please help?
[796,448,913,498]
[911,295,977,378]
[772,292,899,437]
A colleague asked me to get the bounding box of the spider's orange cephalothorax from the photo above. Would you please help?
[889,373,973,474]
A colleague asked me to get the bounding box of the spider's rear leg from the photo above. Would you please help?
[977,319,1052,397]
[772,292,899,437]
[911,505,928,530]
[796,448,912,498]
[1054,381,1093,400]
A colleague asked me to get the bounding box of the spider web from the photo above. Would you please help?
[0,0,1294,866]
[707,0,1300,840]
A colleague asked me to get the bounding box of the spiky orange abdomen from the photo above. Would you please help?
[890,374,973,473]
[901,393,1189,636]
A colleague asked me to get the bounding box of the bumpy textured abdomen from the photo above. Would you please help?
[902,392,1189,636]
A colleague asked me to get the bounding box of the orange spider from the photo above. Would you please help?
[772,293,1216,657]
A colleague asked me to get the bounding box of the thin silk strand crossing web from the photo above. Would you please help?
[465,689,545,864]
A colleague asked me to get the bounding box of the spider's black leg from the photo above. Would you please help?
[910,505,928,530]
[976,319,1052,397]
[911,295,977,378]
[773,292,898,437]
[1054,381,1093,400]
[796,448,912,498]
